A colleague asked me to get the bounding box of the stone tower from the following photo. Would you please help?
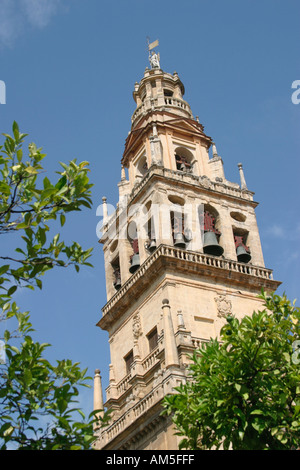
[93,48,280,450]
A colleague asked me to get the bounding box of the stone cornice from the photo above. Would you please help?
[98,244,280,331]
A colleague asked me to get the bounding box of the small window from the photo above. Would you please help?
[164,89,173,97]
[124,350,134,375]
[147,327,158,352]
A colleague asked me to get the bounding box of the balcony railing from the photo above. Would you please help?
[142,346,160,372]
[102,244,274,316]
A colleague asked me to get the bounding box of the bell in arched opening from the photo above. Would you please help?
[174,232,186,249]
[113,269,122,290]
[129,253,140,273]
[234,235,251,263]
[201,210,223,256]
[203,231,224,256]
[147,239,157,252]
[129,238,140,274]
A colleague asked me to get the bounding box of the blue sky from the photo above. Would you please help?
[0,0,299,417]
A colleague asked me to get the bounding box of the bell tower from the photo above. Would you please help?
[94,44,280,450]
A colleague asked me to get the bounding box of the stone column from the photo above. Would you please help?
[162,299,180,369]
[93,369,104,429]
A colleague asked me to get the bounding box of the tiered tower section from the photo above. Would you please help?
[94,62,280,450]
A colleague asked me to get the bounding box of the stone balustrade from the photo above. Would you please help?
[102,244,274,316]
[142,345,160,372]
[95,368,182,448]
[116,373,131,395]
[131,97,192,124]
[191,337,209,349]
[163,96,189,111]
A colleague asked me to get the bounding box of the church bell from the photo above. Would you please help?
[113,275,121,290]
[173,232,186,248]
[236,245,251,263]
[203,231,224,256]
[148,239,157,252]
[129,253,140,274]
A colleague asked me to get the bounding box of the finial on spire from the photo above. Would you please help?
[147,37,160,69]
[212,142,219,158]
[238,163,248,190]
[121,165,126,181]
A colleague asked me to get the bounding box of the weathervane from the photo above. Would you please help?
[147,37,160,69]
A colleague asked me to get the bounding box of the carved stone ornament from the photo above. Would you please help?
[214,295,232,318]
[132,313,142,339]
[200,175,211,189]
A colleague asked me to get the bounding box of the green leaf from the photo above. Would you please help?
[23,369,33,386]
[12,121,19,140]
[38,227,46,246]
[41,188,57,200]
[55,175,67,190]
[7,285,17,296]
[24,166,38,175]
[60,214,66,227]
[43,177,51,189]
[0,265,10,275]
[0,182,11,196]
[17,149,23,162]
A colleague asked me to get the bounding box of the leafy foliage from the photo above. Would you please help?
[0,121,93,294]
[0,310,110,450]
[0,123,108,449]
[163,291,300,450]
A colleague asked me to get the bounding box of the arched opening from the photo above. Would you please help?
[136,155,148,178]
[233,228,251,263]
[170,207,186,249]
[198,204,224,256]
[111,256,121,290]
[174,146,194,173]
[127,220,140,274]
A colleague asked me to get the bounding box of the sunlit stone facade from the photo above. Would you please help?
[93,57,280,450]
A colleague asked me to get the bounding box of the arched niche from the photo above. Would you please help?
[174,146,194,173]
[198,204,224,256]
[136,154,148,178]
